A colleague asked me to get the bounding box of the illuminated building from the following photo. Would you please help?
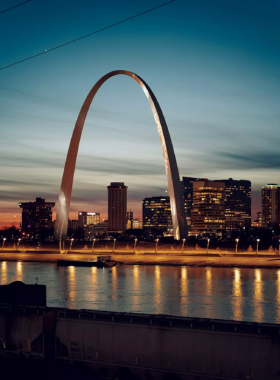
[262,184,280,227]
[108,182,127,232]
[87,212,100,225]
[132,218,142,229]
[142,196,172,231]
[181,177,204,226]
[19,198,55,234]
[78,211,87,227]
[215,178,251,230]
[257,211,262,226]
[191,181,225,236]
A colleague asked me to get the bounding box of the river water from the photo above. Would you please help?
[1,261,280,324]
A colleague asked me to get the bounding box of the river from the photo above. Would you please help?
[1,261,280,323]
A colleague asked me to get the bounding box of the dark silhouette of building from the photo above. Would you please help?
[107,182,127,232]
[78,211,87,228]
[262,184,280,227]
[215,178,251,230]
[191,181,225,236]
[68,219,79,231]
[142,196,172,231]
[19,198,55,235]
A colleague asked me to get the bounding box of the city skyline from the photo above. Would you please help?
[1,0,280,227]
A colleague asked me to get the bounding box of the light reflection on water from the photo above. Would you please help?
[1,262,280,323]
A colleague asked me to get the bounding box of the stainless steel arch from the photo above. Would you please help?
[54,70,187,241]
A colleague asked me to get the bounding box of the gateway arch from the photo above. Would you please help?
[54,70,187,241]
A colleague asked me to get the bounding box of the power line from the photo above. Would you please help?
[0,0,32,15]
[0,0,176,72]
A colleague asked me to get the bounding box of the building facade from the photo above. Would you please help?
[191,181,225,236]
[19,198,55,235]
[107,182,127,232]
[78,211,87,228]
[87,212,100,225]
[262,184,280,227]
[142,196,172,231]
[215,178,251,230]
[181,177,203,226]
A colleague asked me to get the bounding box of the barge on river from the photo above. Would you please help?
[57,256,116,268]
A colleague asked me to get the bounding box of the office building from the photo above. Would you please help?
[191,181,225,236]
[87,212,100,225]
[215,178,251,230]
[262,184,280,227]
[181,176,204,226]
[78,211,87,228]
[68,219,79,231]
[19,198,55,235]
[142,196,172,231]
[107,182,127,232]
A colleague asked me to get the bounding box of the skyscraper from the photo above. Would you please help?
[215,178,251,230]
[107,182,127,232]
[191,181,225,236]
[19,198,55,235]
[262,184,280,227]
[181,177,203,226]
[78,211,87,228]
[142,196,172,231]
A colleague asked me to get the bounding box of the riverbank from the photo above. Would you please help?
[1,251,280,268]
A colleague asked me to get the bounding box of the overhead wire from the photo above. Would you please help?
[0,0,176,72]
[0,0,32,15]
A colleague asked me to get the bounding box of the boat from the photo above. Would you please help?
[57,256,116,268]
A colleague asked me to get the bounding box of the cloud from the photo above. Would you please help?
[217,151,280,170]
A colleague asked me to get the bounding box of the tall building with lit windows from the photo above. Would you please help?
[142,196,172,230]
[262,184,280,227]
[19,198,55,234]
[191,181,225,236]
[107,182,127,232]
[181,176,204,226]
[215,178,251,230]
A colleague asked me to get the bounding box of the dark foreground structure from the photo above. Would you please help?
[0,305,279,380]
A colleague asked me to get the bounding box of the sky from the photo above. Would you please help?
[0,0,280,227]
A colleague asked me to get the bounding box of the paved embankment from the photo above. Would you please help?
[1,251,280,268]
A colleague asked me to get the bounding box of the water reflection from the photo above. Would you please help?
[133,265,140,308]
[154,265,161,313]
[1,262,7,284]
[253,269,263,321]
[180,267,188,314]
[1,262,280,323]
[206,268,212,296]
[17,262,22,281]
[111,266,117,301]
[232,268,243,320]
[68,266,76,308]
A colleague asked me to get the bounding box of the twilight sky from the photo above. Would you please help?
[0,0,280,227]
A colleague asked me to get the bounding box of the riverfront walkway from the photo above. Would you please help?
[1,250,280,268]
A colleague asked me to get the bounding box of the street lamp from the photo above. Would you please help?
[181,238,186,255]
[155,238,159,255]
[256,239,260,256]
[17,238,21,251]
[92,238,96,253]
[2,238,6,250]
[207,238,210,254]
[112,238,116,254]
[70,238,74,251]
[235,239,239,257]
[134,238,138,255]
